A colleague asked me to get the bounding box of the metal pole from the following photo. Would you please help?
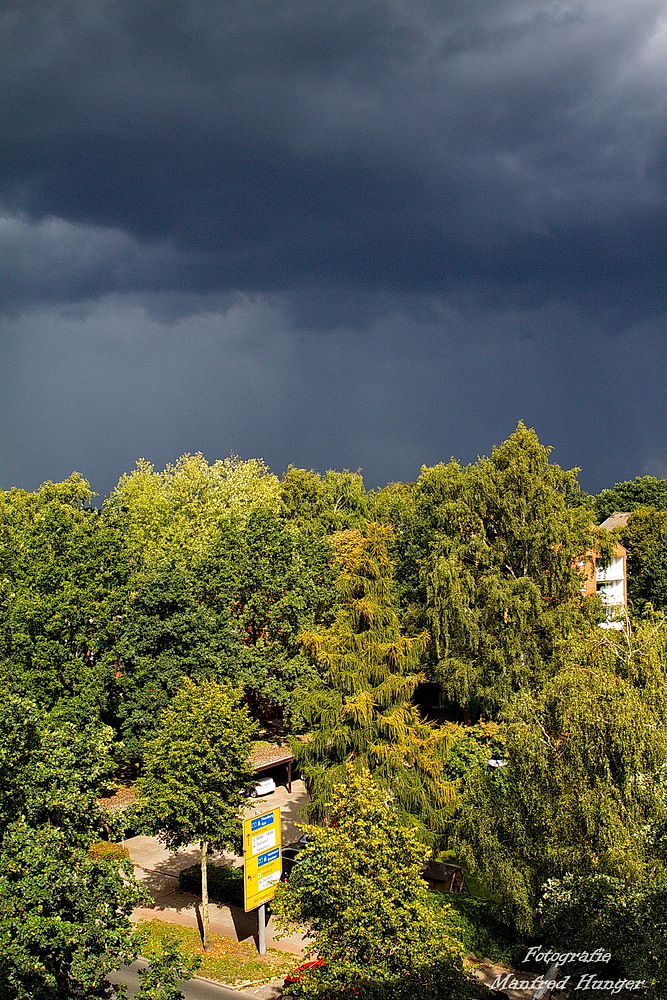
[258,902,266,955]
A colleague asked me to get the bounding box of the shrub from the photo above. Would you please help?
[87,841,130,862]
[179,863,244,908]
[430,894,514,964]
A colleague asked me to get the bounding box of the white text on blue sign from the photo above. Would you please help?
[258,847,280,867]
[251,813,275,832]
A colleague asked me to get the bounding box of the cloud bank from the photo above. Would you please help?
[1,0,666,495]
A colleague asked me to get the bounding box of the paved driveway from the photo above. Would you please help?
[243,778,310,847]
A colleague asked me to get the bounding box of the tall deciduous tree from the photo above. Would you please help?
[0,693,116,846]
[425,423,602,718]
[0,822,145,1000]
[453,622,667,933]
[106,453,281,569]
[196,510,337,725]
[538,872,667,992]
[111,565,240,760]
[272,766,468,1000]
[137,680,258,950]
[296,524,456,841]
[280,466,368,532]
[0,475,130,724]
[595,475,667,522]
[0,695,150,999]
[618,506,667,614]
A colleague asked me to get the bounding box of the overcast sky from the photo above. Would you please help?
[2,0,666,499]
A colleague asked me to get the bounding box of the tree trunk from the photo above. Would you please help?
[200,840,210,952]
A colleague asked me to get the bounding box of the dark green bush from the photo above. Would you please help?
[179,863,244,908]
[429,893,514,964]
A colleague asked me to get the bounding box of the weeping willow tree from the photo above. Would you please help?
[453,620,667,935]
[425,423,606,720]
[296,523,457,843]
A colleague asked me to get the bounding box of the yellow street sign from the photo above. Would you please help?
[243,807,282,911]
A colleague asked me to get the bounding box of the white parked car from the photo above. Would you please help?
[245,777,276,798]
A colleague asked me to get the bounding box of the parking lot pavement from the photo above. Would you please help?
[242,778,310,846]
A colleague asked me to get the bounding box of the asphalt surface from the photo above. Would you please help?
[108,960,282,1000]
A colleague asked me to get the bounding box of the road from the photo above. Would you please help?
[108,960,280,1000]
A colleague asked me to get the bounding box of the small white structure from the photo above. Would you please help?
[595,554,626,609]
[595,513,630,625]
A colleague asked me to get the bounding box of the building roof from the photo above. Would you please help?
[96,745,296,813]
[599,511,632,531]
[250,743,294,771]
[97,786,139,813]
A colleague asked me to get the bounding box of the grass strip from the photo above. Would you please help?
[135,918,298,987]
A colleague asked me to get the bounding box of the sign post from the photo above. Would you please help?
[258,900,266,955]
[242,807,282,954]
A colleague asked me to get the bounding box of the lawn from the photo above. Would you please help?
[135,918,298,987]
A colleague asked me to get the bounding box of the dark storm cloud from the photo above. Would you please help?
[1,0,666,499]
[1,292,665,500]
[0,213,210,311]
[2,0,667,314]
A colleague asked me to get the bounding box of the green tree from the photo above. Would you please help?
[0,695,150,1000]
[425,423,603,718]
[111,565,239,760]
[453,623,667,933]
[618,507,667,614]
[132,938,201,1000]
[296,524,456,843]
[0,822,146,1000]
[538,872,667,992]
[196,510,337,725]
[106,453,281,569]
[0,475,130,725]
[272,766,469,1000]
[137,680,258,950]
[595,476,667,522]
[280,466,368,532]
[0,693,116,845]
[366,479,426,632]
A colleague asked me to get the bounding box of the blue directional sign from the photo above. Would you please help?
[251,812,275,832]
[257,847,280,867]
[243,807,282,911]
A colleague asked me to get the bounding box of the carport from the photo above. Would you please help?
[250,744,296,793]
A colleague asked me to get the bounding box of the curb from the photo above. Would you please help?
[135,957,284,996]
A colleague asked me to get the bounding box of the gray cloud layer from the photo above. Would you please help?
[1,0,666,494]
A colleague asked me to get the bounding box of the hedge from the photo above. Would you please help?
[179,863,244,909]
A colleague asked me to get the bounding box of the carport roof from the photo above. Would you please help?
[250,743,295,771]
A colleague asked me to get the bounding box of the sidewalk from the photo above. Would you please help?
[125,781,310,958]
[125,784,535,1000]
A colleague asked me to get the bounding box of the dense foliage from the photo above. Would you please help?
[423,424,606,718]
[137,679,258,950]
[272,766,470,1000]
[2,426,667,992]
[595,475,667,522]
[295,523,457,841]
[0,695,147,999]
[619,506,667,614]
[453,621,667,987]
